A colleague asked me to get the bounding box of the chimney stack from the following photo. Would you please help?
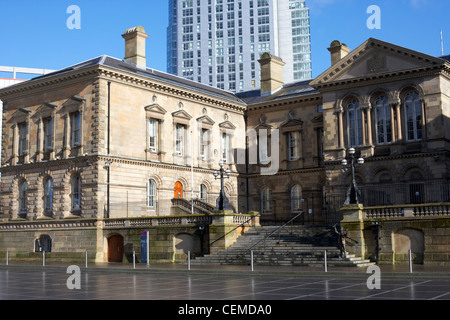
[122,26,149,69]
[258,53,286,95]
[328,40,351,66]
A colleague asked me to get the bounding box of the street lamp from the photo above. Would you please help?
[342,148,365,205]
[213,160,233,211]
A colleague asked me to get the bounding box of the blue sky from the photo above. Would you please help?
[0,0,449,80]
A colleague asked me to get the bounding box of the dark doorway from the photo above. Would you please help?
[108,235,124,263]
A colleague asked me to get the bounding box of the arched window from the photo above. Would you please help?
[291,185,302,213]
[261,187,271,214]
[19,181,28,216]
[44,178,54,214]
[346,99,363,147]
[147,179,157,209]
[199,184,207,202]
[374,95,392,145]
[404,91,422,141]
[71,175,81,212]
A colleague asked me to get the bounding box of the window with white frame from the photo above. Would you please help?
[18,122,27,156]
[175,124,185,156]
[375,95,392,145]
[288,132,299,161]
[148,119,158,152]
[200,184,207,202]
[71,175,81,212]
[44,178,53,213]
[147,179,157,209]
[222,132,228,162]
[291,185,302,213]
[19,181,28,215]
[404,91,422,141]
[261,187,271,214]
[346,99,363,147]
[71,112,81,147]
[44,118,54,151]
[200,128,208,159]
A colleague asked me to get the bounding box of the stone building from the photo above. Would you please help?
[0,27,449,265]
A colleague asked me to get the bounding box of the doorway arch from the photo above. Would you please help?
[108,234,124,263]
[174,181,183,198]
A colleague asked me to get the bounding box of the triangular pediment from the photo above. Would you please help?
[281,118,303,128]
[32,102,58,118]
[172,109,192,120]
[145,103,167,115]
[196,115,215,127]
[219,120,236,130]
[9,107,32,123]
[311,38,447,88]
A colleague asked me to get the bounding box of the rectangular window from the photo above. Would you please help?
[71,112,81,147]
[222,132,228,162]
[44,118,53,151]
[149,119,157,152]
[288,132,299,161]
[200,128,208,159]
[176,124,184,156]
[18,122,27,156]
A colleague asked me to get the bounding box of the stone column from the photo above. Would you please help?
[361,110,366,145]
[365,106,373,146]
[337,108,345,149]
[340,204,367,260]
[390,104,395,142]
[63,114,71,158]
[395,103,402,141]
[36,118,44,162]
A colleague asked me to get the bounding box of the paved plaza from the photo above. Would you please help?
[0,263,450,302]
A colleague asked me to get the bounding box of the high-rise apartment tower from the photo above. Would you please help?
[167,0,312,92]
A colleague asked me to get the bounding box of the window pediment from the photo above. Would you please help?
[145,103,167,120]
[33,102,58,119]
[61,95,85,114]
[280,118,303,133]
[172,109,192,125]
[219,120,236,131]
[9,107,32,124]
[196,115,215,129]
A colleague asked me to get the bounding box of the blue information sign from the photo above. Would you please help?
[141,231,149,264]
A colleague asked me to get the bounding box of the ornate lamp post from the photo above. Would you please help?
[341,148,365,205]
[213,160,233,211]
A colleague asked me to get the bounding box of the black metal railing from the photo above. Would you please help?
[209,213,261,247]
[247,212,304,253]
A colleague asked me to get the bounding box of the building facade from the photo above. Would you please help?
[167,0,312,92]
[0,27,449,264]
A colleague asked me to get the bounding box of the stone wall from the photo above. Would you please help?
[340,204,450,266]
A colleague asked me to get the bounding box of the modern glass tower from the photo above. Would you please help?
[167,0,312,92]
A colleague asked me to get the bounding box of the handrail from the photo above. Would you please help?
[247,212,303,252]
[209,213,260,247]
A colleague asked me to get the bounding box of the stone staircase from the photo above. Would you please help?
[192,226,374,268]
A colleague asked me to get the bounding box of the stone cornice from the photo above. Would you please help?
[0,66,101,101]
[0,154,234,176]
[324,150,449,166]
[247,93,322,111]
[97,66,247,114]
[313,66,444,92]
[245,167,325,178]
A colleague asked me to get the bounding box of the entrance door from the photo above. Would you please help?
[174,181,183,198]
[108,235,124,263]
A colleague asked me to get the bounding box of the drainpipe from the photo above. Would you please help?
[106,81,111,219]
[244,114,249,212]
